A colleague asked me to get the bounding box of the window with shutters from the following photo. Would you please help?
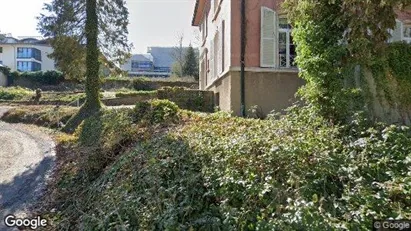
[200,11,208,44]
[213,31,220,79]
[221,20,225,73]
[260,7,276,68]
[260,7,297,69]
[278,17,296,68]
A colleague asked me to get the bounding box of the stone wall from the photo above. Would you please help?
[12,78,199,91]
[157,87,215,112]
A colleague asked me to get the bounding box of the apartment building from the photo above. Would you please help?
[0,35,55,72]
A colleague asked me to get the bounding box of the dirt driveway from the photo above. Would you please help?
[0,107,55,230]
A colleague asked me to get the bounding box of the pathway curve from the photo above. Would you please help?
[0,107,55,230]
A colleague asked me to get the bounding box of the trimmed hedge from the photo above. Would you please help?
[13,70,65,85]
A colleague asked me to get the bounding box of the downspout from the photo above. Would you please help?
[240,0,246,117]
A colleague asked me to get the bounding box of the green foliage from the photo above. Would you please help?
[131,77,156,91]
[0,87,33,100]
[48,36,87,81]
[114,90,157,98]
[183,44,199,80]
[132,99,180,124]
[283,0,411,122]
[1,106,77,128]
[74,108,136,178]
[17,70,65,85]
[385,42,411,106]
[41,104,411,230]
[0,65,10,76]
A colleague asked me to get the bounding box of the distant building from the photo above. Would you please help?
[0,35,55,72]
[122,46,191,77]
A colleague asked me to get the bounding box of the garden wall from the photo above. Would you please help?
[12,78,199,91]
[157,87,215,112]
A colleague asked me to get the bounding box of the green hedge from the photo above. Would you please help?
[114,90,157,98]
[14,70,65,85]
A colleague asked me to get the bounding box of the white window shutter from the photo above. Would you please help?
[391,20,403,42]
[210,39,215,80]
[260,7,277,67]
[218,29,223,74]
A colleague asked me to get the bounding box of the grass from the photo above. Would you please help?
[0,87,33,100]
[1,106,78,128]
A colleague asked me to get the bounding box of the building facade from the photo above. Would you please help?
[122,47,191,77]
[192,0,411,116]
[0,36,55,72]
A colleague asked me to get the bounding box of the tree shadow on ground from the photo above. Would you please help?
[0,156,55,230]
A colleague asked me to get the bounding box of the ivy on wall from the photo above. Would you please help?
[284,0,411,124]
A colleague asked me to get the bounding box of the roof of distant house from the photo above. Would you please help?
[0,36,49,45]
[130,54,154,62]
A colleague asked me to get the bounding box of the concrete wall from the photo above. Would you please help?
[209,69,304,116]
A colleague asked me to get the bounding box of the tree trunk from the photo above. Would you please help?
[85,0,101,109]
[62,0,102,133]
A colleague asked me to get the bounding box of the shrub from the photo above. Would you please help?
[17,70,64,85]
[0,87,33,100]
[34,104,411,230]
[0,65,11,76]
[114,90,157,98]
[132,99,180,124]
[74,108,137,178]
[131,77,156,91]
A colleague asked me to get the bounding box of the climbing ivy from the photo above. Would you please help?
[284,0,411,123]
[0,65,10,77]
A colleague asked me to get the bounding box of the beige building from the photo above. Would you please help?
[192,0,411,116]
[0,36,55,72]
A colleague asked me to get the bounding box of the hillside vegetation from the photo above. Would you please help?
[2,102,411,230]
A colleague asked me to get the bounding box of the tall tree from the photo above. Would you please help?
[182,44,199,80]
[38,0,132,132]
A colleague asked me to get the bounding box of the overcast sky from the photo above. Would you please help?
[0,0,198,53]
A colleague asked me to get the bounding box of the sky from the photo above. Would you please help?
[0,0,198,53]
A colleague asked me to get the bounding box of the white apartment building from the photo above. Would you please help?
[0,35,55,72]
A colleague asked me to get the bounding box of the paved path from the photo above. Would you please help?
[0,107,55,230]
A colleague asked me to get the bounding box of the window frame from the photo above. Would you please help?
[277,17,296,68]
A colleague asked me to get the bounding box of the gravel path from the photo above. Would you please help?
[0,107,56,230]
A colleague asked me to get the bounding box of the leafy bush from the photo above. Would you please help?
[0,65,10,76]
[0,87,33,100]
[131,77,156,91]
[18,70,64,85]
[25,104,411,230]
[132,99,180,124]
[74,108,137,179]
[114,90,157,98]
